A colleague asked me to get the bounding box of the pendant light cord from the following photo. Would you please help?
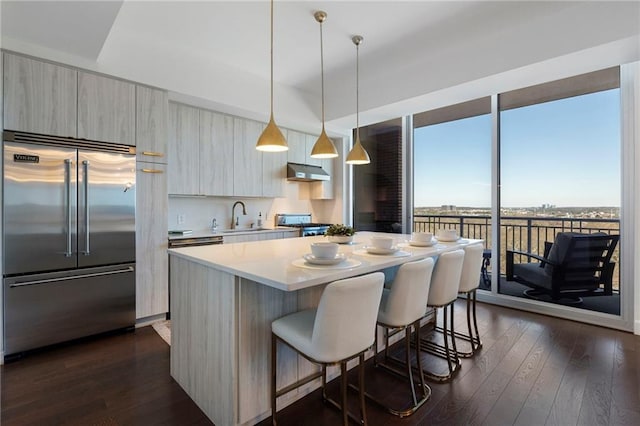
[356,41,360,142]
[270,0,274,117]
[320,19,325,128]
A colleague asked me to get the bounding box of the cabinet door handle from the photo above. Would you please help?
[141,151,164,157]
[141,168,163,174]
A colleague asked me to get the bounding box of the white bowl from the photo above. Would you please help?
[327,235,353,244]
[412,232,433,242]
[370,236,394,250]
[310,242,339,259]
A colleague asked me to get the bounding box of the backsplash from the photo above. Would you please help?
[168,181,342,232]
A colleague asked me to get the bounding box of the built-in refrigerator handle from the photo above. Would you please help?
[82,160,90,255]
[64,159,73,257]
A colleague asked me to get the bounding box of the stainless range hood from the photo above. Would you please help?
[287,162,330,182]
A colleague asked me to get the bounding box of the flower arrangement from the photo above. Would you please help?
[325,224,355,239]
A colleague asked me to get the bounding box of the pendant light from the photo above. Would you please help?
[256,0,288,152]
[346,35,370,165]
[310,11,338,159]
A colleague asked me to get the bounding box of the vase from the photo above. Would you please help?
[327,235,353,244]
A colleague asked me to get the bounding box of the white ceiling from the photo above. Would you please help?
[1,1,639,135]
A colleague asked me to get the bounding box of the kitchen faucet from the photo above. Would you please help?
[231,201,247,229]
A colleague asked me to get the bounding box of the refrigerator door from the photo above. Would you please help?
[3,141,77,275]
[3,264,135,355]
[78,150,136,268]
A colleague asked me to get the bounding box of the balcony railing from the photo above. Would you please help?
[413,214,621,289]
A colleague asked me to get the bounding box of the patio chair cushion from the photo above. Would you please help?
[514,262,552,290]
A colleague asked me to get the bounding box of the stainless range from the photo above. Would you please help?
[275,214,332,237]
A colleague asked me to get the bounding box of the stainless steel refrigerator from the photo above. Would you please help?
[3,131,136,356]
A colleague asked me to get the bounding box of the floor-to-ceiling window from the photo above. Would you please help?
[499,67,621,315]
[413,99,492,289]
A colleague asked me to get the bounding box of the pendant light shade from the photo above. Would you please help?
[257,114,288,152]
[256,0,288,152]
[310,11,338,159]
[346,35,370,165]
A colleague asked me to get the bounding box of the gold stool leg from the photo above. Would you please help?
[359,353,368,426]
[419,304,462,382]
[472,290,482,352]
[341,361,348,426]
[271,333,277,426]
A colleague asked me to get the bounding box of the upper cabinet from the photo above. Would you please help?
[305,134,322,166]
[136,86,168,163]
[262,145,287,198]
[168,103,200,195]
[286,130,306,164]
[200,110,234,196]
[78,71,135,145]
[233,118,265,197]
[3,53,77,138]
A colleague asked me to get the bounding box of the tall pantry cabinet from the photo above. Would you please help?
[135,86,169,319]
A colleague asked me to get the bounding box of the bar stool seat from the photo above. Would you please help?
[271,272,385,426]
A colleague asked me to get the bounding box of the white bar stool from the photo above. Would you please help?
[371,257,435,417]
[454,243,485,357]
[270,272,385,426]
[419,249,465,382]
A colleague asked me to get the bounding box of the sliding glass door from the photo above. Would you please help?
[499,68,621,316]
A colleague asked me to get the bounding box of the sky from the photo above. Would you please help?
[413,89,621,208]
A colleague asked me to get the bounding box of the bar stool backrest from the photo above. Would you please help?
[378,257,435,327]
[459,244,485,293]
[428,249,465,307]
[311,272,385,362]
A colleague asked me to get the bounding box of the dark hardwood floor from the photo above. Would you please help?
[2,302,638,426]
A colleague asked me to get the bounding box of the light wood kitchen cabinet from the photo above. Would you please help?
[286,129,306,164]
[233,118,264,197]
[262,148,286,197]
[135,163,168,319]
[78,71,135,145]
[136,86,168,163]
[168,103,200,195]
[200,110,234,196]
[311,156,335,199]
[222,230,297,244]
[3,53,77,138]
[305,134,322,166]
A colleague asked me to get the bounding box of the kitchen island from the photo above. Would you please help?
[168,232,481,425]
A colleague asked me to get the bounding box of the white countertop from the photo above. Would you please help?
[168,231,483,291]
[167,227,299,240]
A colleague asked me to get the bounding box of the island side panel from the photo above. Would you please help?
[170,256,236,426]
[238,278,299,425]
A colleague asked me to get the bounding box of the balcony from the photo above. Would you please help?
[413,213,621,315]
